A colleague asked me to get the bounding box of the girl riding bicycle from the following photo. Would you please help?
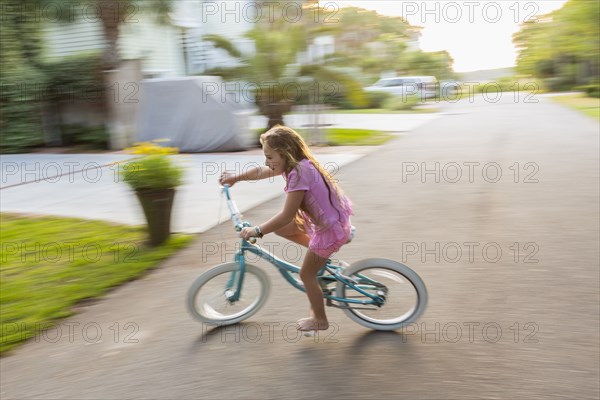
[219,125,353,332]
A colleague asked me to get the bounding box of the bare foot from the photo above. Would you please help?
[296,318,329,331]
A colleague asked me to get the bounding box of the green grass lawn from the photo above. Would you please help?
[0,213,195,354]
[254,128,395,146]
[323,128,395,146]
[318,107,439,114]
[550,93,600,120]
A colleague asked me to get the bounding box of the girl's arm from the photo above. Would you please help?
[220,165,277,186]
[241,191,305,239]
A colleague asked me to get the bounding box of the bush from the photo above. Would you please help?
[324,80,369,110]
[364,91,392,109]
[382,95,420,111]
[544,76,573,92]
[1,53,106,153]
[0,69,47,153]
[42,53,105,104]
[575,83,600,98]
[61,124,109,149]
[0,11,47,153]
[471,77,545,95]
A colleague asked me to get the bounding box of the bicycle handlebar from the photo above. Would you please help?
[221,184,257,244]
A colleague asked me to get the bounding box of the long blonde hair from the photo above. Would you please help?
[260,125,346,228]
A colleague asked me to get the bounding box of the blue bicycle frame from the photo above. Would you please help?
[221,185,385,309]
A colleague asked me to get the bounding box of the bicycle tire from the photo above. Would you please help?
[187,262,270,325]
[336,258,427,330]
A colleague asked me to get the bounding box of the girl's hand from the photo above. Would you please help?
[219,172,237,186]
[240,227,258,240]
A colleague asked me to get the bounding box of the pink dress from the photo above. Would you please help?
[284,159,353,259]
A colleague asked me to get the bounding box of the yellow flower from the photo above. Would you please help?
[124,140,179,155]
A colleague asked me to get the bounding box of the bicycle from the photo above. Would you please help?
[187,185,428,331]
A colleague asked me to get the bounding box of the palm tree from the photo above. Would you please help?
[204,2,371,131]
[91,0,174,148]
[95,0,174,69]
[203,21,309,129]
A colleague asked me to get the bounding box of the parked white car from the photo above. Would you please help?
[364,76,439,100]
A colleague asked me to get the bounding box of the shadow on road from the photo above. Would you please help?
[191,322,240,346]
[348,330,417,352]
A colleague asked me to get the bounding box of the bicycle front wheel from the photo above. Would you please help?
[187,262,270,325]
[336,258,427,330]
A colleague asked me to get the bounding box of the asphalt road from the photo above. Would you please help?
[1,94,599,399]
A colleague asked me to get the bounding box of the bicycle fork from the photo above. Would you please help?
[224,252,248,303]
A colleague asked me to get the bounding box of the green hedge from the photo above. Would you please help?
[575,83,600,98]
[382,95,420,111]
[0,65,47,153]
[1,53,105,153]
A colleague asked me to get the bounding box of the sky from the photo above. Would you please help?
[332,1,569,72]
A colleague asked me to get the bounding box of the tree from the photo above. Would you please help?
[90,1,174,148]
[397,50,455,79]
[1,0,50,151]
[0,0,176,152]
[203,2,357,129]
[315,6,454,81]
[93,0,173,69]
[204,29,305,129]
[323,7,413,78]
[514,0,599,88]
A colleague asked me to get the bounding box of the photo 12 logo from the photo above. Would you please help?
[198,1,340,24]
[1,241,140,264]
[400,241,540,264]
[200,161,340,184]
[401,321,540,344]
[0,81,138,104]
[201,321,339,343]
[399,2,541,24]
[401,162,540,184]
[201,240,307,263]
[0,160,137,186]
[199,80,340,105]
[0,1,140,24]
[1,321,141,345]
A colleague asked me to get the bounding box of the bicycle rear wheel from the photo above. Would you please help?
[187,262,270,325]
[336,258,427,330]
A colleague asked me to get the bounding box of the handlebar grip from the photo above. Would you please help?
[249,237,257,244]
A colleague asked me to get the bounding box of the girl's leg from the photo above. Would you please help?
[296,250,329,331]
[274,220,309,247]
[274,221,325,329]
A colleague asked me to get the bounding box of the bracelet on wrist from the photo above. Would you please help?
[254,225,263,238]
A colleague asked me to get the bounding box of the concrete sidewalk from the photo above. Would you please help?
[0,150,366,233]
[251,112,441,132]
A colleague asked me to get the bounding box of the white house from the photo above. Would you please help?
[42,1,370,77]
[39,1,373,148]
[43,3,188,77]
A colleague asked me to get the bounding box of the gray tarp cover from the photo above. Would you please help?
[136,77,254,152]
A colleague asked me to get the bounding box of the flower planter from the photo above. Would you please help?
[135,188,176,246]
[120,141,184,246]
